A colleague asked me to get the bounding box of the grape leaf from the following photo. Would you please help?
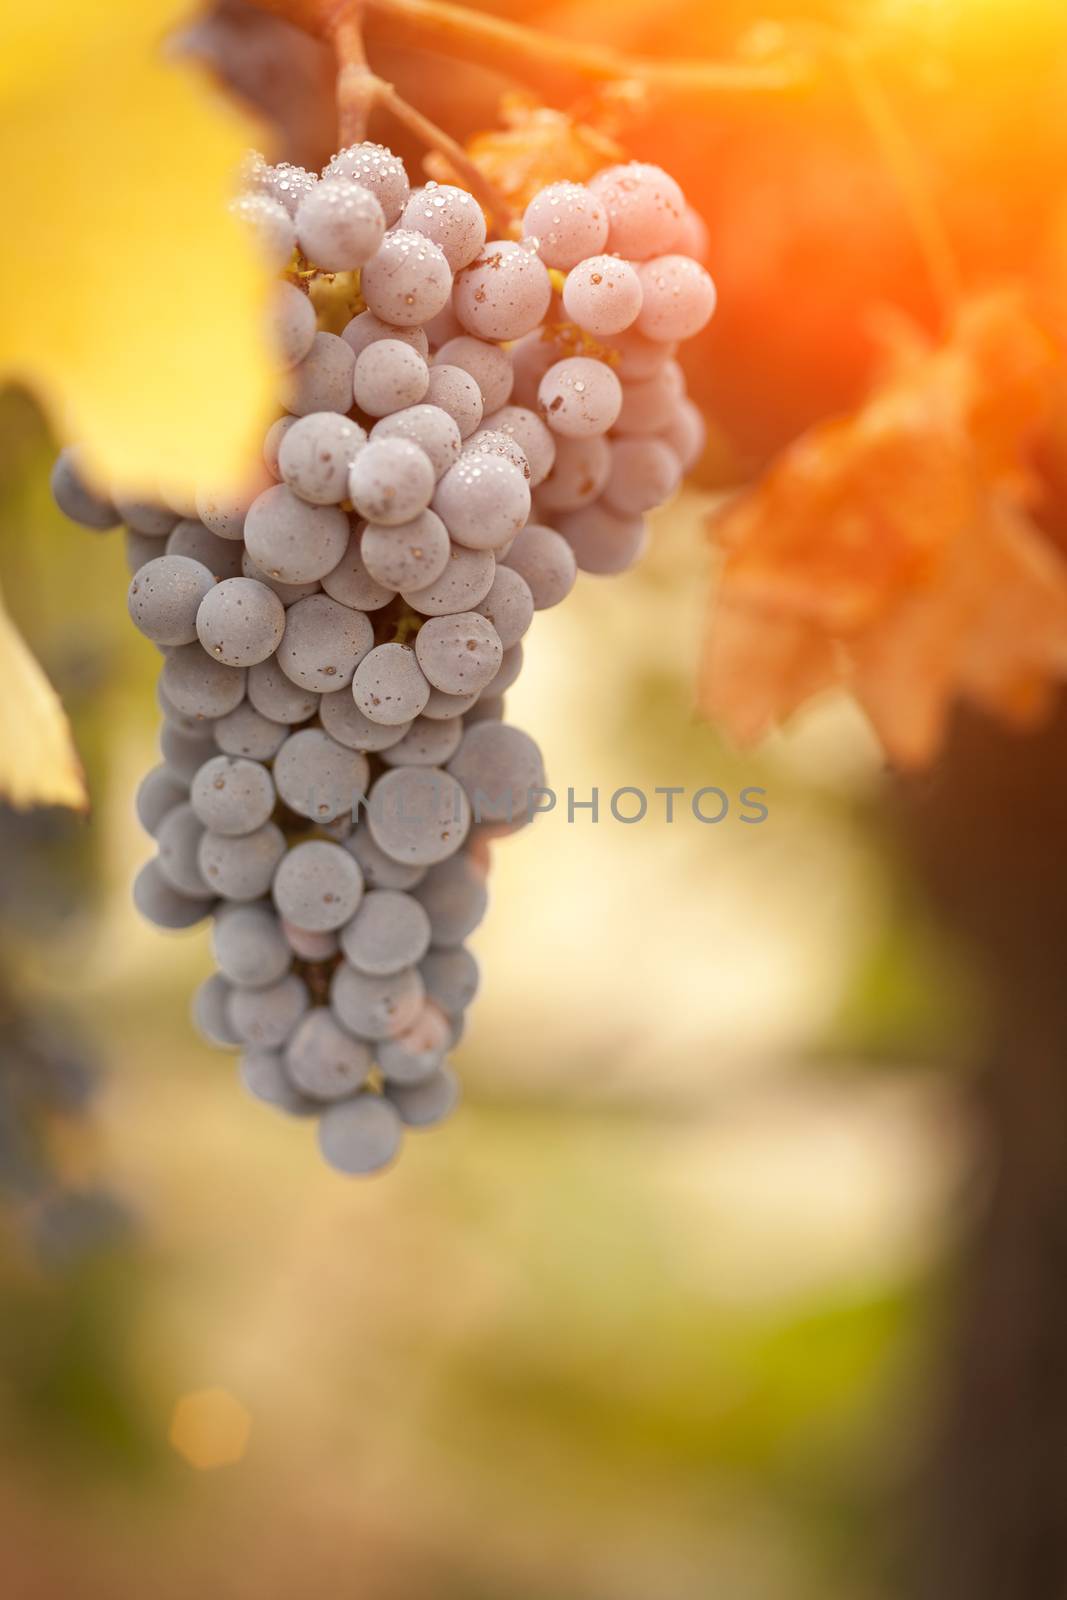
[0,0,275,500]
[427,94,622,211]
[0,586,86,812]
[701,293,1067,766]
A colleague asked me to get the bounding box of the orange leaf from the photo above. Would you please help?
[701,292,1067,765]
[427,94,621,213]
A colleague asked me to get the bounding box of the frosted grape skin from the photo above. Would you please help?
[190,754,276,837]
[166,519,243,580]
[537,358,623,439]
[321,527,396,612]
[341,311,429,361]
[588,162,686,260]
[360,230,453,328]
[239,1049,318,1117]
[198,822,287,901]
[433,336,514,414]
[319,687,411,753]
[193,973,242,1047]
[346,823,427,892]
[156,803,210,897]
[420,945,480,1014]
[276,593,374,691]
[613,363,686,436]
[51,449,119,529]
[161,643,246,719]
[534,434,611,514]
[136,765,188,836]
[323,141,411,225]
[379,715,464,768]
[116,498,177,537]
[360,509,451,593]
[317,1092,403,1175]
[195,576,286,667]
[285,1009,373,1101]
[213,702,288,761]
[272,839,364,932]
[348,438,435,527]
[277,411,366,505]
[386,1064,460,1127]
[133,858,213,930]
[351,642,431,725]
[555,502,648,576]
[366,765,471,867]
[424,365,483,439]
[353,339,430,418]
[402,543,496,617]
[400,183,487,270]
[370,404,462,479]
[269,280,317,368]
[561,254,643,337]
[244,484,350,585]
[601,437,682,516]
[635,255,718,342]
[229,973,310,1049]
[127,555,215,647]
[431,454,530,551]
[453,241,553,341]
[281,331,356,417]
[414,612,503,696]
[160,723,216,782]
[377,1003,452,1087]
[229,192,295,269]
[412,853,489,947]
[272,727,369,823]
[339,888,432,977]
[246,656,320,725]
[448,721,546,824]
[330,962,425,1041]
[477,405,555,487]
[660,398,707,472]
[212,902,291,989]
[522,181,609,270]
[295,178,385,270]
[473,565,534,649]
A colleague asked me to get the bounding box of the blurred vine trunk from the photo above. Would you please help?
[900,694,1067,1600]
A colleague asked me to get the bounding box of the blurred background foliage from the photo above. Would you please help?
[0,381,974,1597]
[3,0,1061,1593]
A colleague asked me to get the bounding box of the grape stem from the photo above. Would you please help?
[327,1,516,225]
[330,4,376,144]
[378,83,517,226]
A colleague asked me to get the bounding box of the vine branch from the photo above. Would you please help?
[360,0,811,100]
[253,0,811,101]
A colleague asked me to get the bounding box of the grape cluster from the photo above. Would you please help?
[51,142,713,1175]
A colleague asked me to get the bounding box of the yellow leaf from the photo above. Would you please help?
[0,0,275,499]
[0,586,87,812]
